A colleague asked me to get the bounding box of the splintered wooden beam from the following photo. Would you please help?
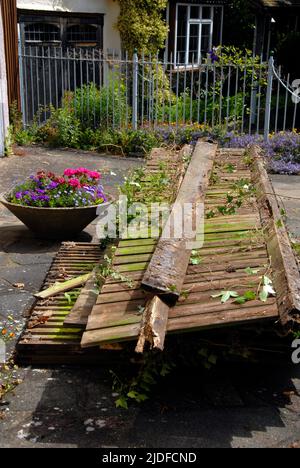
[63,269,98,328]
[135,296,170,353]
[250,145,300,325]
[141,141,217,305]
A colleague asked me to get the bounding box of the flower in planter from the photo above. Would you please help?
[7,168,107,208]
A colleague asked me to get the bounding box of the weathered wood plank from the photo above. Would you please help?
[250,146,300,325]
[142,141,217,303]
[81,303,278,347]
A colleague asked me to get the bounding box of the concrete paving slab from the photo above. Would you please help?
[271,175,300,239]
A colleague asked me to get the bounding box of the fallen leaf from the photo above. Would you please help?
[13,283,25,289]
[28,312,52,329]
[212,291,239,303]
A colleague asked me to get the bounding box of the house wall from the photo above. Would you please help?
[17,0,121,51]
[0,6,10,157]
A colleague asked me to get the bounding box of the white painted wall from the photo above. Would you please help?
[17,0,121,51]
[0,7,9,157]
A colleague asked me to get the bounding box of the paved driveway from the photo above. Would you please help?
[0,148,300,448]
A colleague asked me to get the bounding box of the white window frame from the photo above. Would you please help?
[174,3,223,66]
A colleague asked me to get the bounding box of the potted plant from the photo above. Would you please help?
[0,167,110,239]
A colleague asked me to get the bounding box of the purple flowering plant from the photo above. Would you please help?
[224,131,300,175]
[7,168,107,208]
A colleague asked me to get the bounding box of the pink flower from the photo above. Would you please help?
[68,178,81,188]
[56,177,65,184]
[88,171,101,180]
[64,168,77,177]
[75,167,89,175]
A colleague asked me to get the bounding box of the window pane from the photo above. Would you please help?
[67,24,97,43]
[202,7,212,19]
[213,7,223,45]
[177,5,188,35]
[190,6,200,19]
[188,23,199,63]
[176,5,188,63]
[25,23,60,43]
[201,23,211,56]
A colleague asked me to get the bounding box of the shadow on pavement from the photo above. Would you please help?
[17,354,300,448]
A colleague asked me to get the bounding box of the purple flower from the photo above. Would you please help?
[46,181,59,190]
[15,192,23,200]
[38,195,50,202]
[209,48,219,64]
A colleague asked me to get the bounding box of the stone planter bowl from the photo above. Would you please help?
[0,194,113,240]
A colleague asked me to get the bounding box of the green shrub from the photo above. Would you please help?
[157,91,244,128]
[74,78,129,129]
[93,129,161,156]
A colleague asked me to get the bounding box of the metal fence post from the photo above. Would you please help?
[132,50,138,130]
[264,55,274,142]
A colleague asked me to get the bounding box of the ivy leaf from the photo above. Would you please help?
[244,290,256,301]
[235,290,256,304]
[245,267,259,275]
[263,276,272,286]
[115,397,128,410]
[191,257,201,265]
[208,354,217,365]
[259,276,276,302]
[235,296,247,304]
[211,291,239,303]
[190,251,202,265]
[259,288,269,303]
[127,391,148,403]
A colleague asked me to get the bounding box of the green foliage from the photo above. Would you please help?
[96,254,134,288]
[107,129,160,156]
[157,88,244,128]
[37,96,81,148]
[190,250,202,265]
[212,290,239,303]
[234,290,256,305]
[117,0,169,55]
[74,79,128,129]
[110,351,175,408]
[259,276,276,303]
[120,161,175,207]
[9,101,23,137]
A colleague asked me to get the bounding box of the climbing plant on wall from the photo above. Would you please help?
[117,0,168,55]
